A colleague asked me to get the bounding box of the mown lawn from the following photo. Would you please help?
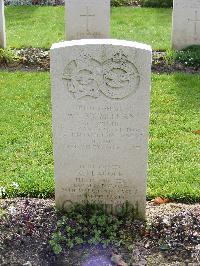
[0,72,53,198]
[5,6,172,50]
[0,72,199,201]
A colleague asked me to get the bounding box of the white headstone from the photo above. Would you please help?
[51,39,152,219]
[172,0,200,50]
[0,0,6,49]
[65,0,110,40]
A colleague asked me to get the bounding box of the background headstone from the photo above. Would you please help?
[51,39,152,219]
[0,0,6,48]
[172,0,200,50]
[65,0,110,40]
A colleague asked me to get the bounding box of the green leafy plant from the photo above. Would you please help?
[175,45,200,68]
[111,0,138,6]
[140,0,173,8]
[49,203,130,255]
[49,231,64,254]
[164,49,176,65]
[0,48,21,64]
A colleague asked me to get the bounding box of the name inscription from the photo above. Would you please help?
[63,104,143,152]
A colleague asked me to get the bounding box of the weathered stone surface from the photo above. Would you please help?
[172,0,200,50]
[0,0,6,48]
[51,39,152,219]
[65,0,110,40]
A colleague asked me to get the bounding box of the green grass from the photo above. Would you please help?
[6,6,64,49]
[0,72,53,197]
[5,6,172,50]
[0,72,199,201]
[149,74,200,201]
[111,7,171,50]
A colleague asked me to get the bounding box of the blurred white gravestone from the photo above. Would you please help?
[65,0,110,40]
[51,39,152,219]
[0,0,6,48]
[172,0,200,50]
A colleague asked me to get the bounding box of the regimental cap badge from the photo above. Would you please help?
[112,50,128,63]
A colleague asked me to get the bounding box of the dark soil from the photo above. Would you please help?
[0,199,199,266]
[0,48,200,74]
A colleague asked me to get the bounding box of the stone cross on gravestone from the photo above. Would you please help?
[188,10,200,41]
[65,0,110,40]
[80,7,95,34]
[0,0,6,49]
[172,0,200,50]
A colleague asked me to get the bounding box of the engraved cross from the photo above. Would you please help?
[188,10,200,41]
[80,6,95,34]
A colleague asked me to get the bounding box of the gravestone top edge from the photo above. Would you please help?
[50,39,152,52]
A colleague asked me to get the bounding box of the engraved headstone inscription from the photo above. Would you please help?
[0,0,6,48]
[51,39,152,219]
[65,0,110,40]
[172,0,200,50]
